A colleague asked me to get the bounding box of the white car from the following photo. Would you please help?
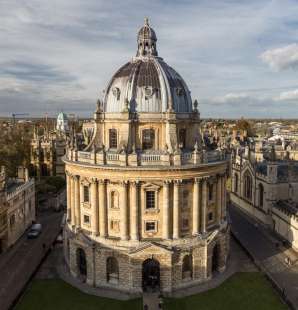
[27,223,42,239]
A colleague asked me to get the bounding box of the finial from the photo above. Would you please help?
[144,17,149,26]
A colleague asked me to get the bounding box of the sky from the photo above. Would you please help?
[1,0,298,118]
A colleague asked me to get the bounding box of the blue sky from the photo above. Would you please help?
[1,0,298,118]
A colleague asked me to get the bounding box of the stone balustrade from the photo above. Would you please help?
[69,149,226,167]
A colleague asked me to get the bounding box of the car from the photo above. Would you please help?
[27,223,42,239]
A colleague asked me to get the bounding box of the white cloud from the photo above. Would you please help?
[276,89,298,101]
[261,44,298,71]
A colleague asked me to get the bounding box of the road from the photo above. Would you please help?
[229,204,298,309]
[0,211,63,310]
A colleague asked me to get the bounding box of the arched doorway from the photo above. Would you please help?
[106,257,119,284]
[142,258,160,292]
[76,248,87,280]
[212,244,220,273]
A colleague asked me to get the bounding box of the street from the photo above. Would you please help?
[0,210,64,310]
[229,203,298,309]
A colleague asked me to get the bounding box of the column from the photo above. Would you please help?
[201,177,207,234]
[91,178,99,236]
[222,175,227,220]
[66,172,71,222]
[162,180,171,239]
[216,175,222,225]
[173,180,181,239]
[192,178,200,236]
[98,180,107,237]
[70,175,76,227]
[130,181,139,240]
[120,181,129,240]
[74,175,81,228]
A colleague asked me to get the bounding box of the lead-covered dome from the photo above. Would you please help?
[103,19,193,114]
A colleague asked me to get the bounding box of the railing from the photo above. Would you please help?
[141,154,161,162]
[71,149,227,167]
[106,153,119,161]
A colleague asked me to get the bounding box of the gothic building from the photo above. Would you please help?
[231,145,298,251]
[0,166,35,253]
[63,19,229,295]
[30,113,69,179]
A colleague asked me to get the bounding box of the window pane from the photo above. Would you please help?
[109,129,117,148]
[146,221,156,231]
[146,191,155,209]
[84,186,89,202]
[142,129,155,150]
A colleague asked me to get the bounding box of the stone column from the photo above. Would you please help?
[201,177,207,234]
[216,175,222,225]
[130,181,139,240]
[70,175,76,227]
[120,181,129,240]
[222,175,227,220]
[173,180,181,239]
[98,180,107,238]
[74,175,81,228]
[162,180,171,239]
[192,178,201,236]
[66,172,71,222]
[91,178,99,236]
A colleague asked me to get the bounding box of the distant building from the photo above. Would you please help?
[56,112,69,133]
[230,146,298,251]
[0,166,35,253]
[30,113,69,179]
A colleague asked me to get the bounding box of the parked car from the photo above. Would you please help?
[27,223,42,239]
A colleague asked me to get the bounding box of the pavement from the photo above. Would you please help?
[229,203,298,309]
[0,210,64,310]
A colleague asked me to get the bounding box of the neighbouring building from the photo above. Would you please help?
[30,113,69,179]
[63,19,229,295]
[0,166,36,253]
[230,146,298,251]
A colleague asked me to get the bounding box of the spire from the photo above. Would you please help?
[136,18,158,57]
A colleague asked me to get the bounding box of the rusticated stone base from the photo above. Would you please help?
[63,225,229,295]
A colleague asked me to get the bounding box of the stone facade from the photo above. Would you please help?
[30,114,69,179]
[231,146,298,251]
[0,166,36,253]
[63,19,229,295]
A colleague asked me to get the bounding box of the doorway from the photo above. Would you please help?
[142,258,160,292]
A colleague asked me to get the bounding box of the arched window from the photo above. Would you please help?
[258,183,264,207]
[142,129,155,150]
[110,191,119,209]
[106,257,119,283]
[109,129,117,149]
[244,172,252,200]
[182,255,193,279]
[234,173,238,193]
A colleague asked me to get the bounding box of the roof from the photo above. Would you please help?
[103,21,193,114]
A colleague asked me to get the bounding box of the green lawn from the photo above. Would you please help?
[15,273,287,310]
[15,279,142,310]
[165,273,288,310]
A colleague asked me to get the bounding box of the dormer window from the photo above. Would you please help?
[142,129,155,150]
[109,129,117,149]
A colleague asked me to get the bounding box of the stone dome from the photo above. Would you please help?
[103,19,193,114]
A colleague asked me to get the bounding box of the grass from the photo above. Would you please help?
[15,279,142,310]
[165,272,288,310]
[15,273,287,310]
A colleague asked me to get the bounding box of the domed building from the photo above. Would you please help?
[64,19,229,295]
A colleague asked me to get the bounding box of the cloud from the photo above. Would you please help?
[276,89,298,101]
[1,0,298,117]
[260,44,298,71]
